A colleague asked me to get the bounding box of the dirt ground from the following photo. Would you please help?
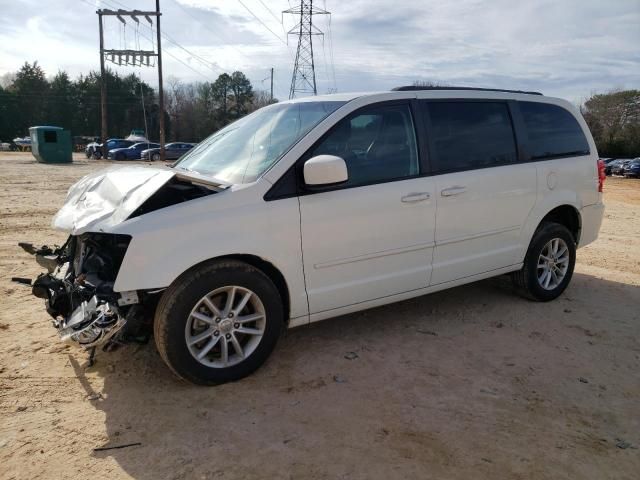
[0,152,638,480]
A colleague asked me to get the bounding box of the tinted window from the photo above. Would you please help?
[44,131,57,143]
[520,102,589,160]
[309,104,419,187]
[425,102,517,173]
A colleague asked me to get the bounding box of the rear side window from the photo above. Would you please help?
[520,102,589,160]
[424,102,517,173]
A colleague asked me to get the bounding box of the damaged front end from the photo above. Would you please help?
[16,165,225,361]
[19,233,147,354]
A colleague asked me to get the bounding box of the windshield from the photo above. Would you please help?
[174,101,345,184]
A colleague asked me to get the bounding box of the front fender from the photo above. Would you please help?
[110,189,307,319]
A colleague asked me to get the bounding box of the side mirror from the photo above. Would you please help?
[303,155,348,188]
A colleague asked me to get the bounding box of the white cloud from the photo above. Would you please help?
[0,0,638,102]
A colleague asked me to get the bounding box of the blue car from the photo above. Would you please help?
[108,142,160,160]
[624,159,640,178]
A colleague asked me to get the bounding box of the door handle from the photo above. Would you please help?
[441,186,467,197]
[401,192,430,203]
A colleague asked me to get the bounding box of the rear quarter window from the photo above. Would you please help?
[519,102,589,160]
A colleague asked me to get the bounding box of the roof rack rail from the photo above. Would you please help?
[392,86,543,95]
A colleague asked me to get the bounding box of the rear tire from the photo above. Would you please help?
[512,222,576,301]
[154,260,284,385]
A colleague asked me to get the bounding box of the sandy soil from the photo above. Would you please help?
[0,152,638,480]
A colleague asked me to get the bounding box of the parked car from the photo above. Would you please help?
[611,159,633,176]
[88,139,136,159]
[108,142,160,160]
[604,158,622,175]
[85,141,101,158]
[22,87,605,385]
[141,142,195,161]
[623,158,640,178]
[13,136,31,151]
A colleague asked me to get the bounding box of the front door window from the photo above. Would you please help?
[309,104,419,187]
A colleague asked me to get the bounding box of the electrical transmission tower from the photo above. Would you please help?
[283,1,329,99]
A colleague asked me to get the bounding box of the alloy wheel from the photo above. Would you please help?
[185,286,266,368]
[537,238,570,290]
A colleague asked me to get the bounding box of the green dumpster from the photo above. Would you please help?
[29,126,72,163]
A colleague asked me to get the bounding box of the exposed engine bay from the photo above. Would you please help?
[18,233,151,360]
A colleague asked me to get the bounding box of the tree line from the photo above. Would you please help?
[0,62,272,144]
[581,90,640,158]
[1,62,637,157]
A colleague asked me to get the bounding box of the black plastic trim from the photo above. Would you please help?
[410,98,431,175]
[508,100,529,162]
[263,166,298,201]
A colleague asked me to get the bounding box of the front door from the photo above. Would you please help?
[299,102,437,314]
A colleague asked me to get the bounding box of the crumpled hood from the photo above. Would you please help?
[53,165,175,234]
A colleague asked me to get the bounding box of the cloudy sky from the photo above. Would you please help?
[0,0,638,103]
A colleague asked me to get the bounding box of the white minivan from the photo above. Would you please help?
[24,87,605,384]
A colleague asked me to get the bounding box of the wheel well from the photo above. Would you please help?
[223,254,291,324]
[540,205,581,244]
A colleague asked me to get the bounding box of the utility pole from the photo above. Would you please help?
[155,0,165,161]
[96,3,165,159]
[284,1,330,99]
[270,67,274,102]
[98,12,107,151]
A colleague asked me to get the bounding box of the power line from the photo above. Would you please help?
[162,30,226,75]
[107,0,226,75]
[168,0,254,63]
[79,0,220,80]
[324,0,337,92]
[256,0,283,25]
[236,0,289,46]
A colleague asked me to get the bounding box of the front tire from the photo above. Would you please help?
[152,152,161,161]
[512,222,576,301]
[154,260,284,385]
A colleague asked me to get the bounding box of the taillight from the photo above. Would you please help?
[597,159,606,193]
